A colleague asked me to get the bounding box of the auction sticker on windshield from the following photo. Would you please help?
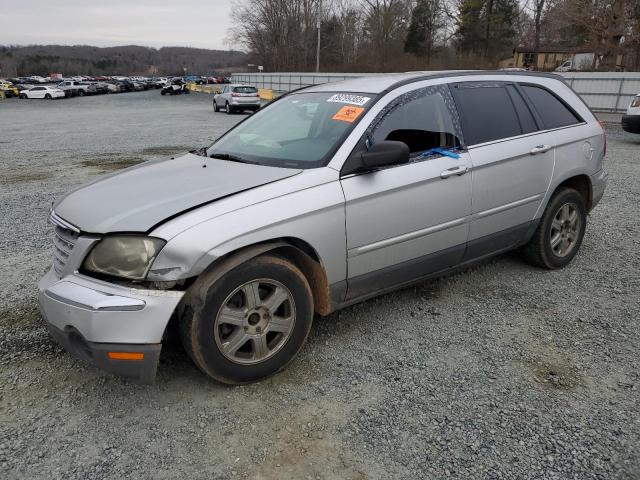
[327,94,370,106]
[332,105,365,123]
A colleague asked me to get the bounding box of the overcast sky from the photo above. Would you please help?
[0,0,236,50]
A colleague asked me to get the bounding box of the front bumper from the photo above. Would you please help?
[622,114,640,134]
[38,268,184,383]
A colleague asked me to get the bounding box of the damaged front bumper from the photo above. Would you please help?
[38,268,184,384]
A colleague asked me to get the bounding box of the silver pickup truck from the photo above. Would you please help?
[56,80,92,96]
[38,71,607,384]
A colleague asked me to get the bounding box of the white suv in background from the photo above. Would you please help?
[622,94,640,134]
[213,84,261,114]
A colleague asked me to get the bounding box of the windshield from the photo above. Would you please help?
[208,91,374,168]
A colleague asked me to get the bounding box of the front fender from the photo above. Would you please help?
[147,178,347,286]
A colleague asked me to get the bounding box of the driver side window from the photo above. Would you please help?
[369,85,463,158]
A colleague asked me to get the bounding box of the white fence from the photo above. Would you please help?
[231,71,640,112]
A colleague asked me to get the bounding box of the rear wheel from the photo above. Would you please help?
[522,188,587,269]
[179,255,314,384]
[44,93,52,99]
[19,93,27,99]
[77,89,84,97]
[225,101,233,114]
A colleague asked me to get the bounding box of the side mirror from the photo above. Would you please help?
[360,140,410,171]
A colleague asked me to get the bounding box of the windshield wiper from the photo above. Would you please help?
[208,152,259,165]
[189,146,208,156]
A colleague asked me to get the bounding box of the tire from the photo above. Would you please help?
[19,94,26,99]
[77,89,84,97]
[213,100,219,112]
[226,102,233,114]
[179,254,314,384]
[522,188,587,269]
[161,90,166,95]
[45,93,52,99]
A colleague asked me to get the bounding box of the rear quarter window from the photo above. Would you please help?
[521,85,582,129]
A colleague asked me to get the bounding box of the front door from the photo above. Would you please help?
[340,84,472,300]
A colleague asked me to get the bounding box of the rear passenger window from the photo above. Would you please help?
[453,84,522,145]
[521,85,582,129]
[506,85,538,134]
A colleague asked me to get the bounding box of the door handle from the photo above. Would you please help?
[530,144,551,155]
[440,165,468,179]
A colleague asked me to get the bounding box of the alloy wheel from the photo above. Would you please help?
[214,279,296,364]
[550,202,582,257]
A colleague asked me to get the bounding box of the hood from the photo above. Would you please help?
[54,153,302,233]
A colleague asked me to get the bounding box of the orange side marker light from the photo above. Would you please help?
[108,352,145,361]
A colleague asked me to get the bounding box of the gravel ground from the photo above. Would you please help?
[0,91,639,480]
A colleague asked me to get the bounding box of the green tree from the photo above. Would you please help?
[404,0,443,62]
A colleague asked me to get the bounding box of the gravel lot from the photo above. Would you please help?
[1,91,639,480]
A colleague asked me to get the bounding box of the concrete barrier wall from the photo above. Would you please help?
[231,71,640,112]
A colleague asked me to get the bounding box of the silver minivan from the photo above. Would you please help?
[39,72,607,384]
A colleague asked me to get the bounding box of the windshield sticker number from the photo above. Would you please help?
[327,94,370,106]
[332,106,365,123]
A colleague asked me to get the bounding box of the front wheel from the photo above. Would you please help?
[213,100,219,112]
[77,89,84,97]
[179,255,314,384]
[522,188,587,269]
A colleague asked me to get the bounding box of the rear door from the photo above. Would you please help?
[341,84,472,300]
[451,82,555,259]
[30,87,45,98]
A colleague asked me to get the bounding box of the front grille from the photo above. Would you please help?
[49,211,80,277]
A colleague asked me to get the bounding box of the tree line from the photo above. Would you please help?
[0,45,249,77]
[230,0,639,72]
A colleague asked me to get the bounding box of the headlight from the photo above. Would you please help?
[83,236,165,280]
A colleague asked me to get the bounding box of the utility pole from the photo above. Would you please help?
[316,0,322,72]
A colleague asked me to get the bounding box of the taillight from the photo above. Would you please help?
[231,92,239,97]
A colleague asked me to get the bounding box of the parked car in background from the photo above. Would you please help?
[153,77,169,88]
[57,80,92,97]
[161,79,190,95]
[0,80,20,97]
[19,85,65,99]
[103,82,121,93]
[88,83,111,95]
[622,94,640,134]
[27,75,48,83]
[38,71,607,385]
[213,84,261,113]
[555,53,596,72]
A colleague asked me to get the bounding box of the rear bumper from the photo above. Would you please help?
[230,99,260,107]
[590,167,608,211]
[38,268,184,383]
[622,115,640,134]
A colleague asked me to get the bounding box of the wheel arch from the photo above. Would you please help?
[181,237,333,317]
[554,174,593,211]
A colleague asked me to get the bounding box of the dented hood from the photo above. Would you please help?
[54,153,301,233]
